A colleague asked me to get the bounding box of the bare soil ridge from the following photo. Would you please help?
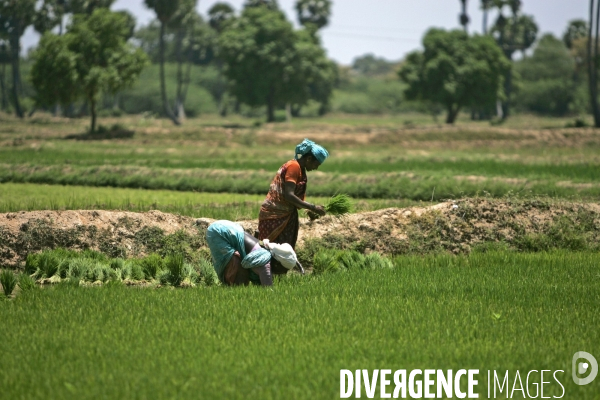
[1,198,599,267]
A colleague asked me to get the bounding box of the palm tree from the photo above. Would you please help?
[459,0,469,32]
[295,0,332,31]
[144,0,186,125]
[588,0,600,126]
[481,0,493,34]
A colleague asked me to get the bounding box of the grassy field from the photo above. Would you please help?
[1,251,598,399]
[1,113,599,399]
[0,183,418,220]
[1,112,599,201]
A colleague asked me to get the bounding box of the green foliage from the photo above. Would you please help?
[332,78,406,114]
[563,19,588,50]
[295,0,331,30]
[140,253,164,280]
[514,34,577,116]
[163,253,185,286]
[208,2,235,33]
[30,8,148,132]
[0,269,17,297]
[17,273,37,291]
[36,252,60,279]
[144,0,182,23]
[0,251,597,398]
[119,64,218,116]
[218,6,334,121]
[352,54,397,77]
[312,249,391,274]
[197,258,219,286]
[399,29,510,123]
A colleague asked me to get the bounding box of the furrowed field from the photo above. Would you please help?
[1,112,599,399]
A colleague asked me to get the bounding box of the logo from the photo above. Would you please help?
[572,351,598,385]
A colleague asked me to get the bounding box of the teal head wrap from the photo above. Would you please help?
[294,138,329,164]
[241,248,272,269]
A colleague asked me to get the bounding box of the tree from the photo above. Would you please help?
[490,0,538,118]
[207,2,235,116]
[588,0,600,126]
[208,2,235,33]
[352,54,395,76]
[0,0,36,118]
[167,0,199,120]
[243,0,279,10]
[144,0,188,125]
[399,29,510,124]
[459,0,469,32]
[30,8,147,132]
[218,6,334,121]
[514,34,576,115]
[33,0,115,36]
[563,19,588,49]
[30,33,79,108]
[481,0,493,34]
[295,0,331,31]
[0,39,9,111]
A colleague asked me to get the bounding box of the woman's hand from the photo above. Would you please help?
[311,205,326,216]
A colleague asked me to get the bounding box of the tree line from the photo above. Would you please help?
[0,0,597,130]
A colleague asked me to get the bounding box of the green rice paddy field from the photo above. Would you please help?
[1,113,599,399]
[1,251,599,399]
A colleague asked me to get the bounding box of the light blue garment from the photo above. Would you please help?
[294,138,329,164]
[241,248,271,269]
[206,220,247,282]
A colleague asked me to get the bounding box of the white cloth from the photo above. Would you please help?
[262,239,298,270]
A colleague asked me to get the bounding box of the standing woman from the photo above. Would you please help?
[258,139,328,274]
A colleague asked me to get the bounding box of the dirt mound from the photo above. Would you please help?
[0,210,200,267]
[1,199,599,268]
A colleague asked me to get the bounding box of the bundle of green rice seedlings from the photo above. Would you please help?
[325,194,353,216]
[18,273,37,292]
[67,258,94,280]
[362,252,394,270]
[337,251,366,271]
[313,250,343,274]
[165,254,185,286]
[1,270,17,297]
[198,258,220,287]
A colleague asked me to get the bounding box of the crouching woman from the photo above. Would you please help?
[206,220,300,287]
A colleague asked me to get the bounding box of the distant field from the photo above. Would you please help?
[0,251,598,399]
[0,112,599,201]
[0,183,419,220]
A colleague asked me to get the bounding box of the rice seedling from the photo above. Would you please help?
[362,252,393,269]
[198,258,219,286]
[17,273,37,292]
[181,263,200,286]
[324,194,353,216]
[67,258,94,280]
[86,262,112,283]
[24,253,38,275]
[110,258,125,270]
[140,254,164,280]
[164,253,185,286]
[36,252,60,279]
[157,269,171,286]
[123,260,145,281]
[0,270,17,297]
[312,250,343,274]
[337,250,366,270]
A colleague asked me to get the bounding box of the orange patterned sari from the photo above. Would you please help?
[258,160,307,250]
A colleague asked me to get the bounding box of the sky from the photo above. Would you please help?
[21,0,589,65]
